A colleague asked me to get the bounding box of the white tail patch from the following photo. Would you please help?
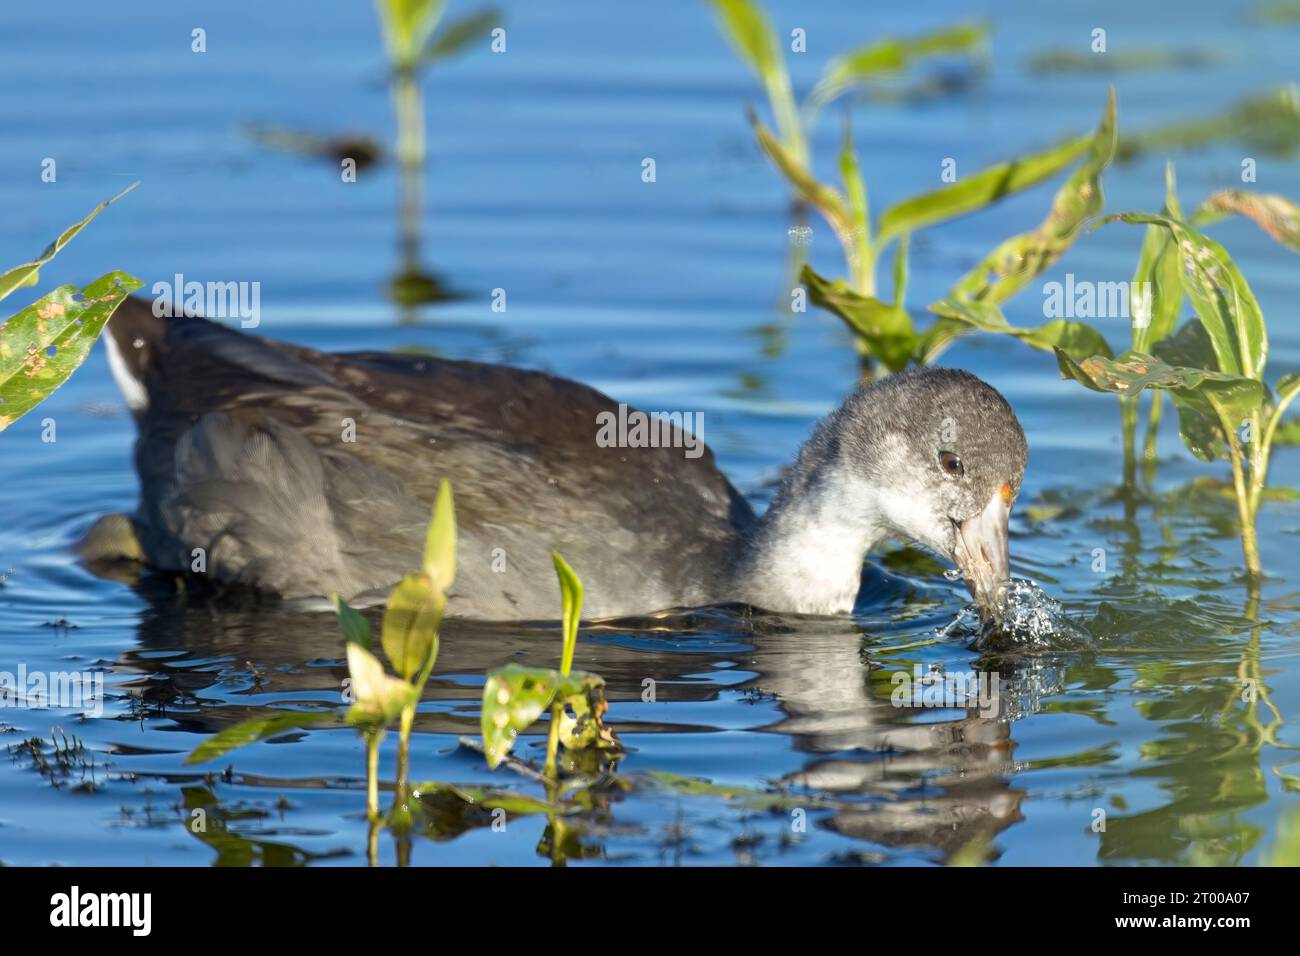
[104,333,148,411]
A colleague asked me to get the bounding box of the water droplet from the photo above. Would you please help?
[943,568,962,581]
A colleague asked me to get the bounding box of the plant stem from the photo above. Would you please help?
[543,703,563,781]
[393,65,425,277]
[365,732,381,822]
[1120,396,1138,511]
[1219,414,1261,578]
[1142,391,1163,482]
[395,703,415,805]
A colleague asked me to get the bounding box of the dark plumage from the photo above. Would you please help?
[85,299,1028,621]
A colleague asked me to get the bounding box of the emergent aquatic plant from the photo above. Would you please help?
[480,551,619,781]
[795,90,1118,373]
[0,185,141,431]
[186,480,456,828]
[374,0,501,307]
[1051,184,1300,577]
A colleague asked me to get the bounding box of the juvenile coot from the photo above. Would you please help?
[83,299,1027,620]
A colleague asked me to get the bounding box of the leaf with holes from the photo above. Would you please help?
[0,272,143,432]
[1101,212,1265,379]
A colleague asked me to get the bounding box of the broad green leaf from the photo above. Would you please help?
[1191,189,1300,254]
[375,0,447,70]
[423,7,499,64]
[423,479,456,592]
[929,297,1113,361]
[751,114,853,241]
[0,183,138,303]
[346,641,417,727]
[480,663,563,769]
[381,571,444,681]
[807,22,990,113]
[0,272,143,432]
[802,265,916,372]
[552,550,584,677]
[555,672,619,754]
[711,0,803,160]
[1102,213,1266,379]
[1054,349,1265,461]
[184,711,334,765]
[1273,417,1300,446]
[949,89,1117,304]
[876,134,1092,245]
[1152,320,1216,370]
[1131,199,1183,354]
[331,593,372,650]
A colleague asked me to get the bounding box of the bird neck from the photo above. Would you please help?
[732,456,888,616]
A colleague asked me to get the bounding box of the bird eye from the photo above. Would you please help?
[939,451,964,477]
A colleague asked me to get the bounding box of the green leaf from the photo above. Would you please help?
[0,184,138,303]
[1191,189,1300,254]
[552,550,584,677]
[750,114,853,242]
[949,89,1117,304]
[423,478,456,592]
[929,297,1113,361]
[913,316,970,365]
[0,272,144,432]
[380,571,444,682]
[346,642,416,727]
[331,593,373,650]
[710,0,803,160]
[1152,320,1216,370]
[375,0,447,70]
[892,231,910,306]
[876,133,1092,245]
[480,663,564,769]
[709,0,780,84]
[807,22,990,113]
[1101,212,1266,379]
[423,7,499,64]
[184,711,334,765]
[1130,177,1184,354]
[801,265,916,371]
[555,672,619,755]
[1054,349,1266,461]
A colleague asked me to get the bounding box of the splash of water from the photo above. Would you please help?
[941,578,1093,650]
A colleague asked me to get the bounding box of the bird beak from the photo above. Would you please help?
[953,483,1012,623]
